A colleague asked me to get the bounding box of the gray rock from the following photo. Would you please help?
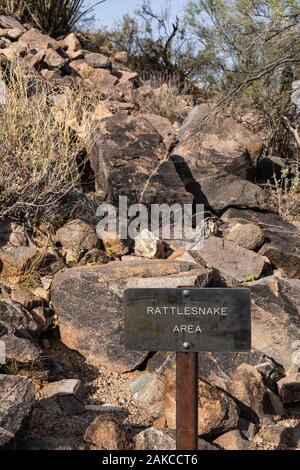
[130,374,165,405]
[0,245,37,277]
[55,219,99,264]
[0,375,35,449]
[191,236,265,283]
[51,259,209,372]
[222,208,300,279]
[135,428,176,450]
[84,52,112,69]
[134,229,165,259]
[44,49,67,69]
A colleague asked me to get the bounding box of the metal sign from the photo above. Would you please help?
[124,288,251,353]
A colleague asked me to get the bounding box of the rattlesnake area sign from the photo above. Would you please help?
[124,288,251,353]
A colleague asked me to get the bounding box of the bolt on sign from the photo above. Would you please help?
[124,288,251,450]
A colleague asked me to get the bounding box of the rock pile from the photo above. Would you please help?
[0,14,299,450]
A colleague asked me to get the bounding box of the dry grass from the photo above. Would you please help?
[264,166,300,220]
[141,71,193,123]
[0,61,98,227]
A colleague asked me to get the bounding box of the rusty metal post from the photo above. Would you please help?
[176,352,198,450]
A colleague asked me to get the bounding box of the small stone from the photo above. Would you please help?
[134,229,165,259]
[33,287,50,303]
[40,379,85,400]
[44,49,67,69]
[112,51,128,64]
[135,428,176,450]
[6,28,22,40]
[277,373,300,404]
[10,285,40,309]
[62,33,81,53]
[84,416,128,450]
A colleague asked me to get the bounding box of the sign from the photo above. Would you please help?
[124,288,251,353]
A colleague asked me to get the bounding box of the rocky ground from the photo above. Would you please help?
[0,14,300,451]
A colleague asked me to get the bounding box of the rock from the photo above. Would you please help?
[135,428,176,450]
[84,52,111,69]
[10,285,40,309]
[191,236,265,283]
[0,245,38,278]
[89,113,192,206]
[162,371,239,436]
[88,68,118,93]
[0,300,43,364]
[51,259,209,372]
[0,220,27,248]
[222,221,264,251]
[69,59,95,78]
[213,430,253,450]
[0,375,35,449]
[0,15,25,32]
[6,28,23,40]
[142,113,175,151]
[248,276,300,371]
[134,229,165,259]
[62,33,81,54]
[40,379,85,401]
[19,28,60,50]
[130,374,165,405]
[228,364,284,423]
[44,49,67,69]
[55,219,99,264]
[222,208,300,278]
[111,51,127,64]
[257,423,300,449]
[84,416,128,450]
[172,104,266,213]
[92,101,113,121]
[85,404,123,413]
[277,374,300,404]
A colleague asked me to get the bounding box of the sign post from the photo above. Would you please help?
[124,287,251,450]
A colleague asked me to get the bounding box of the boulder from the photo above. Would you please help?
[84,416,128,450]
[0,245,38,278]
[248,276,300,371]
[84,52,111,69]
[18,28,60,50]
[228,364,284,423]
[51,259,210,372]
[162,371,239,436]
[0,375,35,449]
[89,113,193,206]
[134,229,165,259]
[172,104,267,213]
[88,68,118,93]
[55,219,99,264]
[213,430,254,450]
[0,300,43,364]
[191,236,265,283]
[222,221,264,251]
[44,49,67,69]
[0,15,26,32]
[222,208,300,278]
[130,374,165,405]
[62,33,81,54]
[40,379,85,401]
[277,374,300,404]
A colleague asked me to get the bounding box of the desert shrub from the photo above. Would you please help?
[0,0,105,37]
[141,72,193,123]
[0,61,92,225]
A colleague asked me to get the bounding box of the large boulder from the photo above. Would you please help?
[51,259,210,372]
[191,236,266,283]
[88,113,193,206]
[18,28,60,50]
[172,104,267,213]
[222,208,300,278]
[0,375,35,449]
